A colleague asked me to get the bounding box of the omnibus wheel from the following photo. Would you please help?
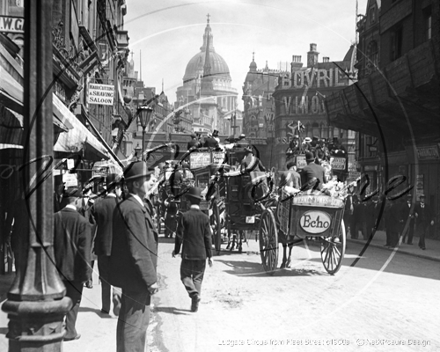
[258,208,278,275]
[320,219,346,275]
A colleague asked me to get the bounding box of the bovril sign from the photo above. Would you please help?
[300,210,331,234]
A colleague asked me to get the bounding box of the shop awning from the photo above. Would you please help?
[0,65,73,132]
[0,64,109,160]
[52,95,109,161]
[326,39,440,139]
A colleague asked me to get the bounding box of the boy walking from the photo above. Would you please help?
[172,187,213,312]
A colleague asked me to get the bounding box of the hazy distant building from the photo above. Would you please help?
[175,16,238,134]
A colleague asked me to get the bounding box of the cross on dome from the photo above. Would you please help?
[207,13,210,24]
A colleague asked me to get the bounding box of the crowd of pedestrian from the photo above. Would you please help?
[51,157,213,351]
[50,132,436,351]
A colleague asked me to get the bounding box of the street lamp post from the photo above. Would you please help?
[134,143,141,161]
[2,1,71,350]
[137,105,154,161]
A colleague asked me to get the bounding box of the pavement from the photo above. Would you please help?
[0,230,438,351]
[346,229,440,262]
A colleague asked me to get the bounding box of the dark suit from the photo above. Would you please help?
[175,207,212,298]
[415,202,432,249]
[53,206,92,340]
[300,162,326,190]
[344,194,354,237]
[401,200,415,244]
[110,195,157,352]
[204,136,219,149]
[187,139,201,150]
[91,194,119,313]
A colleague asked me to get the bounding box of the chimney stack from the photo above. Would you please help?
[291,55,303,69]
[323,57,330,63]
[307,43,319,68]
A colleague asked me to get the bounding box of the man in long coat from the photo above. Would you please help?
[109,161,158,352]
[53,187,91,341]
[300,151,326,191]
[90,173,122,315]
[173,187,213,312]
[415,194,434,250]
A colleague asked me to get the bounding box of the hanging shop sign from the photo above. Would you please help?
[0,16,24,34]
[417,145,439,160]
[88,83,114,106]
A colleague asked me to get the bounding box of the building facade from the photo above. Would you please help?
[272,43,357,172]
[326,0,440,238]
[241,56,284,167]
[0,0,131,275]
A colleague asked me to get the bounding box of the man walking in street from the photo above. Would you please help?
[172,187,213,312]
[402,193,416,244]
[53,187,92,341]
[90,173,123,316]
[415,195,434,250]
[109,161,159,352]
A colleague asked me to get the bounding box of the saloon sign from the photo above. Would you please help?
[88,83,114,106]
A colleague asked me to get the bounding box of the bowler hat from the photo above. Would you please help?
[305,151,315,161]
[286,161,296,169]
[124,161,153,181]
[185,186,204,200]
[64,187,83,198]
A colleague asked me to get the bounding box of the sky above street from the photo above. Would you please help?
[125,0,369,109]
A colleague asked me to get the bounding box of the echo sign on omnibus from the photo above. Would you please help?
[300,210,331,234]
[0,16,24,34]
[88,83,114,106]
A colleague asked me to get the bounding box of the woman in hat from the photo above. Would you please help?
[172,187,213,312]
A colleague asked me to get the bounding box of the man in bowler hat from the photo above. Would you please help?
[172,187,213,312]
[90,173,123,315]
[415,195,434,250]
[300,151,326,191]
[109,161,158,352]
[53,187,91,341]
[187,133,201,150]
[402,193,416,244]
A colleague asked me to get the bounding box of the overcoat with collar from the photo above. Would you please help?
[91,194,119,256]
[415,201,432,226]
[174,208,212,260]
[53,207,92,283]
[109,195,158,291]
